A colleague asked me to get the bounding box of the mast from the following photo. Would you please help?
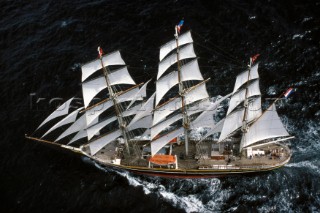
[97,47,130,155]
[241,58,252,133]
[174,26,190,156]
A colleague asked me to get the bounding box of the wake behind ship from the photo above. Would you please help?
[26,22,294,178]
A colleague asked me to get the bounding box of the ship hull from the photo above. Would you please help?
[90,154,291,179]
[25,136,291,179]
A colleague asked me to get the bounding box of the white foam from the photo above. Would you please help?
[292,34,304,39]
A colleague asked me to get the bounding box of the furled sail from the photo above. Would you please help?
[157,43,196,79]
[232,63,259,93]
[37,97,74,130]
[81,51,125,82]
[155,59,203,105]
[159,31,193,61]
[88,130,122,155]
[41,107,83,138]
[240,104,290,150]
[151,127,184,156]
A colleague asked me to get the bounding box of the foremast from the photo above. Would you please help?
[174,25,190,156]
[97,47,130,155]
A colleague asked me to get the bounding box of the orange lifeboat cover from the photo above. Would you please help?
[149,155,176,165]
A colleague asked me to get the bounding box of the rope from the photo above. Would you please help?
[192,31,245,66]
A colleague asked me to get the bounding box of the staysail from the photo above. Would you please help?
[37,97,74,130]
[240,103,290,150]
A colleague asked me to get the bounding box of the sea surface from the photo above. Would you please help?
[1,0,320,212]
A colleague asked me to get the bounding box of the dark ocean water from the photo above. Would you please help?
[1,0,320,212]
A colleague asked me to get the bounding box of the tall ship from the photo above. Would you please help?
[26,22,294,178]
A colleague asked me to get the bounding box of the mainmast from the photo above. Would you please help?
[174,23,190,156]
[97,47,130,155]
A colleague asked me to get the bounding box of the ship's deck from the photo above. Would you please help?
[90,140,291,171]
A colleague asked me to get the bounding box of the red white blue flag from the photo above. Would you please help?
[97,46,103,58]
[284,87,294,98]
[176,19,184,34]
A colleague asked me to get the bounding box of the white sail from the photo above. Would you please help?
[42,107,83,138]
[157,43,196,79]
[227,80,261,115]
[218,109,245,142]
[127,93,155,128]
[156,71,179,105]
[127,115,152,131]
[190,110,216,129]
[153,82,209,125]
[85,87,142,127]
[117,87,143,102]
[232,63,259,93]
[240,104,290,150]
[153,97,181,125]
[37,97,74,129]
[246,97,262,122]
[81,51,125,82]
[155,59,203,105]
[186,98,211,114]
[126,80,151,110]
[199,119,225,142]
[185,83,209,104]
[151,127,184,156]
[122,104,142,117]
[180,59,203,81]
[151,114,182,139]
[151,107,204,139]
[68,129,87,145]
[85,100,113,127]
[82,77,107,108]
[55,114,86,141]
[88,130,122,155]
[159,31,193,61]
[86,116,117,140]
[108,66,136,86]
